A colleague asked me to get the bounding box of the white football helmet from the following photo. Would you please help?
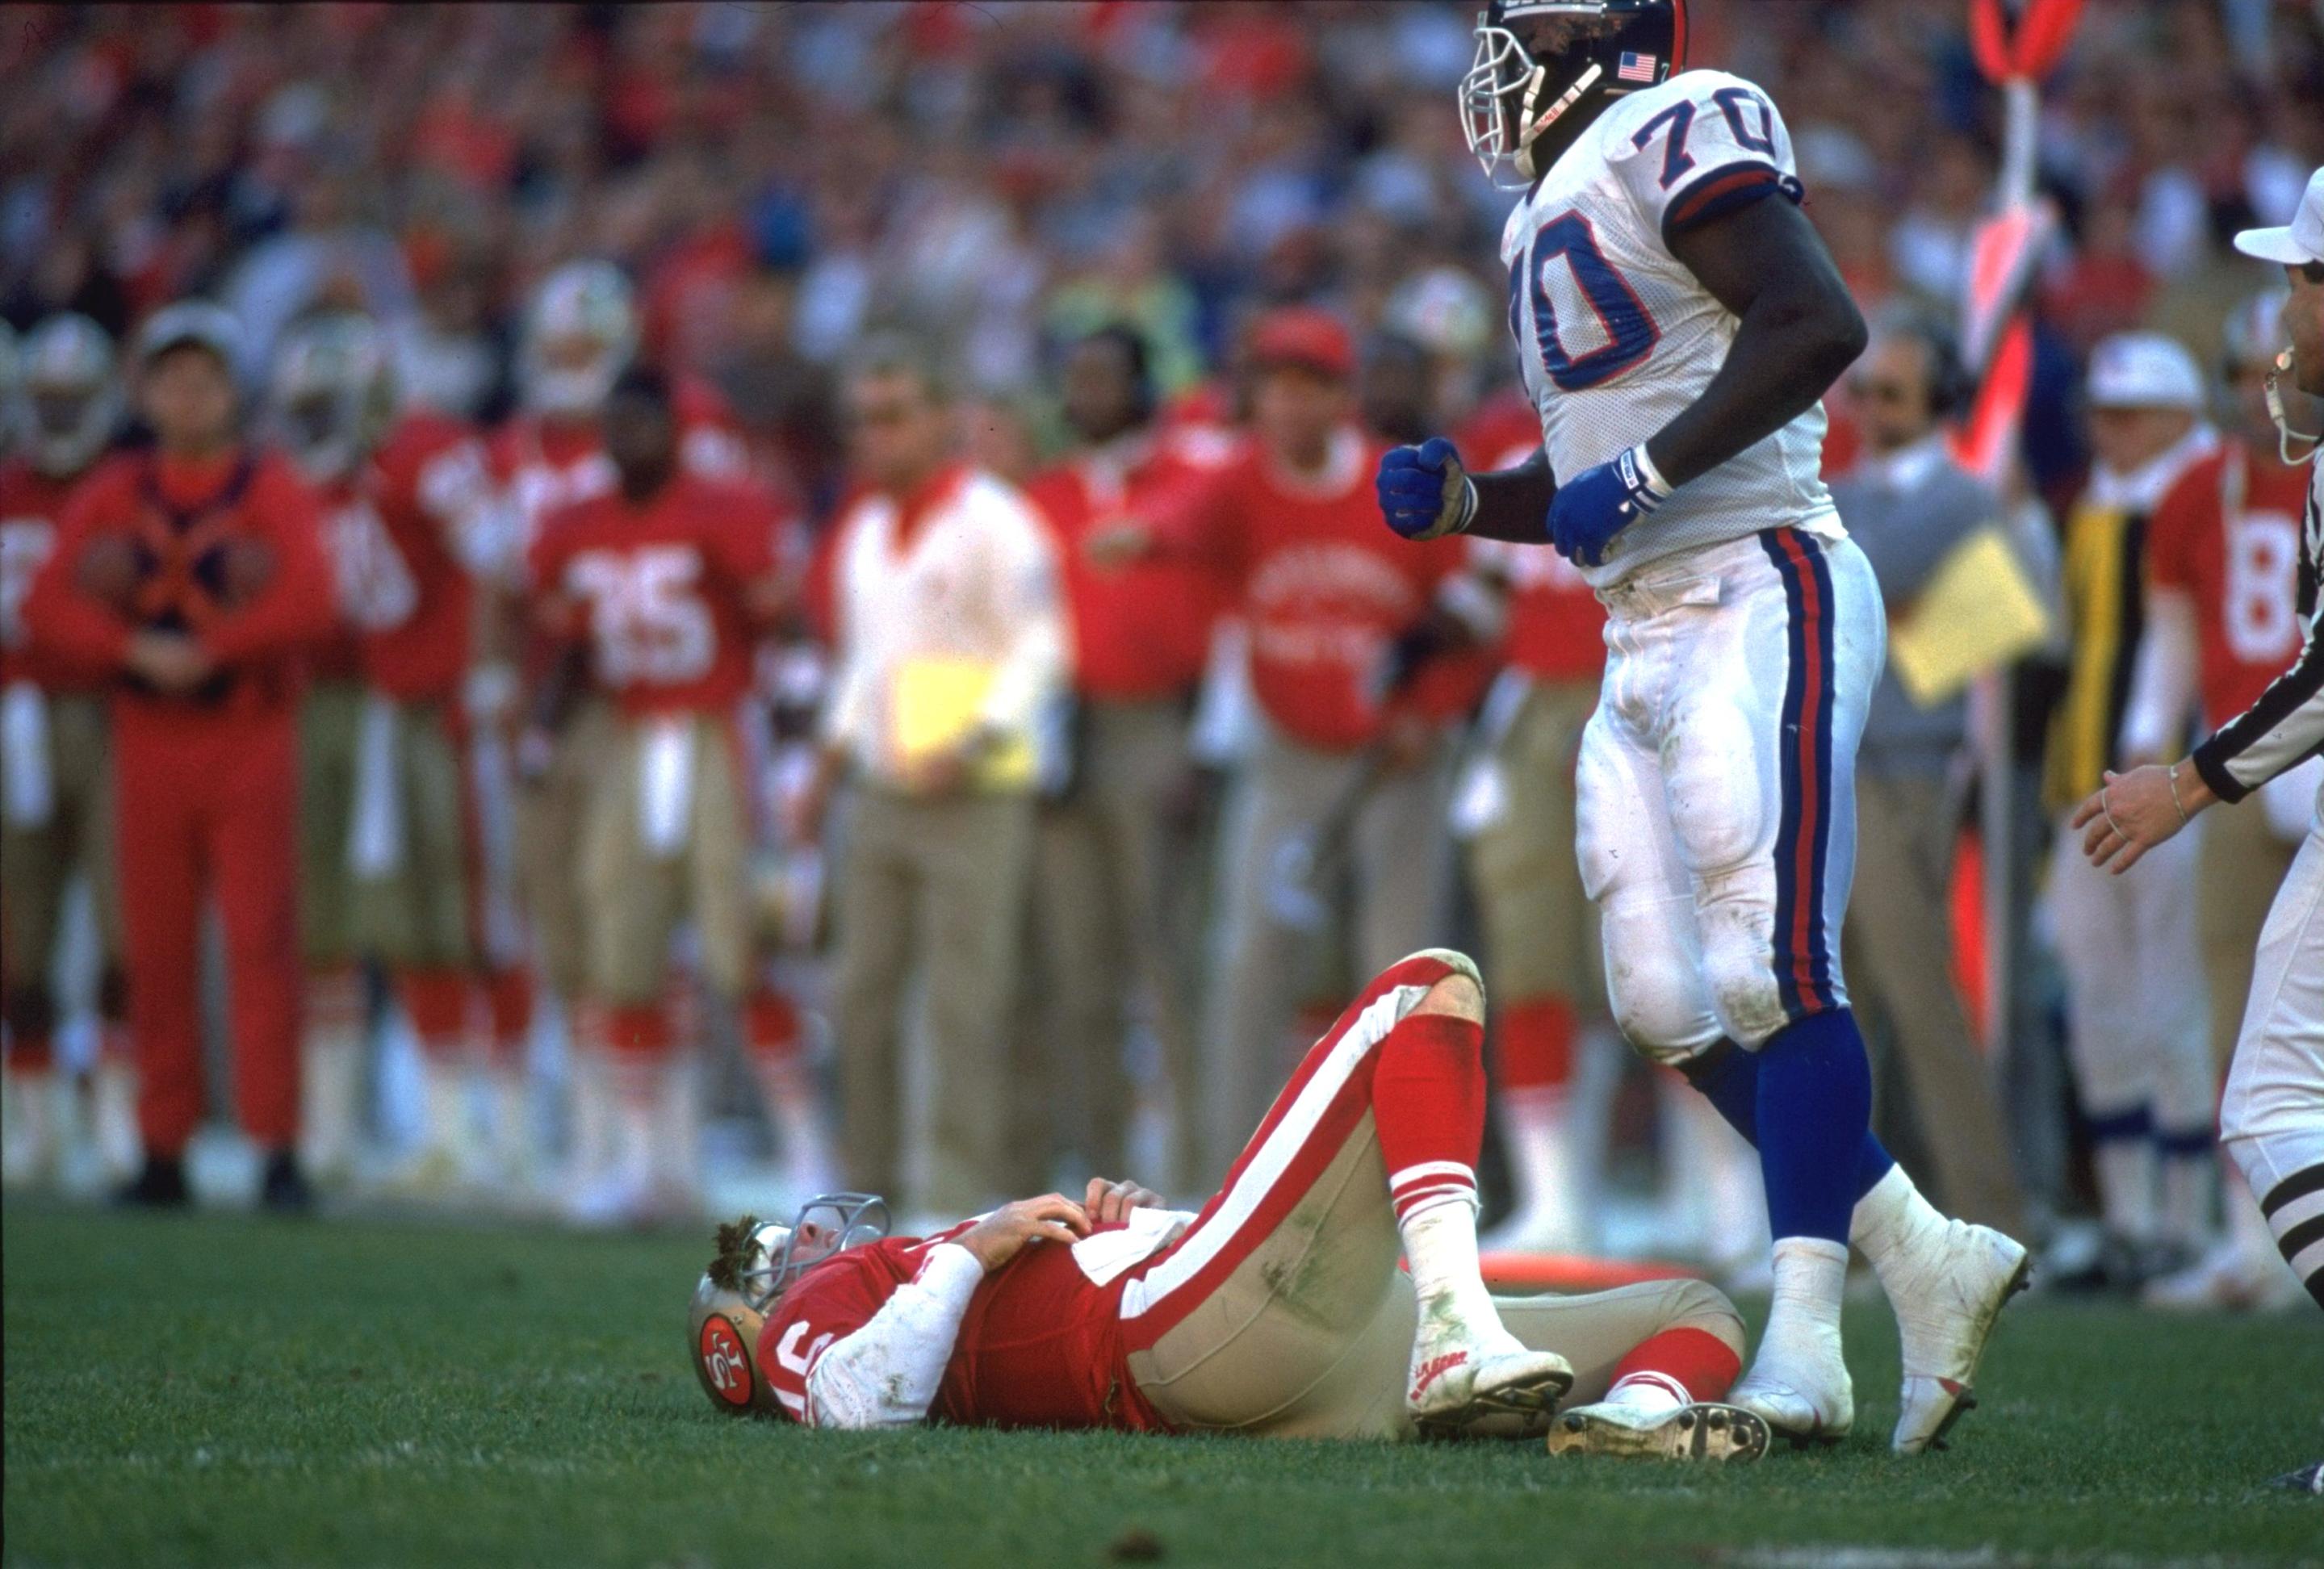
[11,313,121,479]
[519,260,638,418]
[270,313,396,481]
[686,1195,890,1417]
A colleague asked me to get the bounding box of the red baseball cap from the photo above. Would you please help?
[1247,307,1354,380]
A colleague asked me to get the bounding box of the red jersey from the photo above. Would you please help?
[2148,440,2313,730]
[317,413,491,704]
[528,471,781,718]
[1154,427,1468,751]
[0,458,107,692]
[1457,395,1605,684]
[23,447,336,714]
[757,1223,1169,1433]
[1025,426,1239,701]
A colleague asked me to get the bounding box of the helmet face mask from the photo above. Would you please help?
[1461,1,1685,188]
[12,314,119,478]
[270,314,393,482]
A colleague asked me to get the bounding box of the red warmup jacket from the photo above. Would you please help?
[23,446,337,713]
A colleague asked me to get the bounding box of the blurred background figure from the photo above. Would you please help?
[2118,289,2319,1310]
[1097,308,1477,1185]
[1827,313,2027,1236]
[1016,325,1229,1193]
[2044,332,2221,1289]
[266,312,500,1197]
[23,305,336,1211]
[0,313,135,1193]
[803,337,1065,1219]
[527,366,789,1227]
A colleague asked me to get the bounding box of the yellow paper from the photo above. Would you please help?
[1887,528,2053,707]
[891,657,1033,787]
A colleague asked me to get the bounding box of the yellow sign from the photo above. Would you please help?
[1887,528,2053,707]
[891,657,1032,787]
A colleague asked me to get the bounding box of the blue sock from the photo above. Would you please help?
[1683,1035,1893,1200]
[1752,1009,1876,1243]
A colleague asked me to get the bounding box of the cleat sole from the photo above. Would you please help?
[1547,1403,1769,1463]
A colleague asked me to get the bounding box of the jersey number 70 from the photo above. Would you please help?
[1512,212,1660,392]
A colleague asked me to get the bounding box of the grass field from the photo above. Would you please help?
[3,1202,2318,1567]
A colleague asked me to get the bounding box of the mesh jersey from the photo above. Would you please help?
[1502,69,1839,588]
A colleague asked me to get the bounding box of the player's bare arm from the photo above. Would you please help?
[1649,197,1867,487]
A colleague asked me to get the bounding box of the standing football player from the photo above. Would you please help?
[23,303,337,1211]
[1376,1,2026,1450]
[487,260,747,1192]
[528,366,793,1225]
[268,313,503,1193]
[2073,168,2324,1324]
[1,313,134,1190]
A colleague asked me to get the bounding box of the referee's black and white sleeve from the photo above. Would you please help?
[2191,475,2324,803]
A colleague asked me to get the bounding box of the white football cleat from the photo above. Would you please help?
[1547,1400,1769,1463]
[1883,1221,2030,1454]
[1729,1345,1854,1446]
[1408,1341,1573,1436]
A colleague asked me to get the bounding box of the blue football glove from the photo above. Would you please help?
[1547,443,1673,567]
[1376,437,1476,542]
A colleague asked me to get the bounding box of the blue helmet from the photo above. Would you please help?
[1462,0,1690,187]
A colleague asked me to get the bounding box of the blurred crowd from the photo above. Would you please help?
[2,2,2321,1312]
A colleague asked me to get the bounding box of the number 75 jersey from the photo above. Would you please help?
[1503,69,1842,588]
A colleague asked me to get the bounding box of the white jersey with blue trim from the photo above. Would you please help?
[1501,69,1843,588]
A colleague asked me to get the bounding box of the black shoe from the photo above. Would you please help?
[259,1149,313,1215]
[115,1155,190,1209]
[2270,1461,2323,1495]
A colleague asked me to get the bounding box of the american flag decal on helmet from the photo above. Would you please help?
[1618,52,1659,82]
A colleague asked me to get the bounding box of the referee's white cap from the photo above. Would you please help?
[2234,166,2323,268]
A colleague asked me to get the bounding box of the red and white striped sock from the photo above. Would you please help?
[1372,1011,1509,1343]
[1602,1327,1744,1416]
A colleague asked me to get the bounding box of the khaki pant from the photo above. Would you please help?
[515,697,616,1000]
[1015,697,1201,1188]
[833,785,1034,1214]
[298,680,366,965]
[1,690,120,1005]
[580,713,752,1005]
[1465,676,1602,1010]
[1844,772,2025,1232]
[2198,789,2301,1077]
[1124,956,1741,1438]
[1200,721,1452,1185]
[344,698,473,971]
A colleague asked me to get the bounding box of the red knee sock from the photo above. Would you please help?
[1607,1326,1742,1404]
[604,1002,672,1102]
[1493,995,1576,1093]
[745,987,802,1063]
[484,969,533,1067]
[1373,1013,1488,1222]
[399,969,472,1059]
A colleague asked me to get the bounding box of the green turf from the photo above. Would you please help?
[2,1202,2317,1567]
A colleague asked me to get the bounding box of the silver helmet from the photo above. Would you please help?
[270,312,396,481]
[518,259,637,418]
[11,313,120,478]
[687,1195,890,1417]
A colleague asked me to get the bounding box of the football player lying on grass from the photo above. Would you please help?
[690,950,1766,1461]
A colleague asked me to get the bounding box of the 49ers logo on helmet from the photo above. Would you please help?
[699,1316,753,1408]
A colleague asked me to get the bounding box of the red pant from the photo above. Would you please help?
[115,699,303,1157]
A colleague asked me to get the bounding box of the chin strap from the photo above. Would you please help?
[1514,63,1604,179]
[2267,351,2323,466]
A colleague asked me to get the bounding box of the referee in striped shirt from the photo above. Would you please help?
[2073,165,2324,1493]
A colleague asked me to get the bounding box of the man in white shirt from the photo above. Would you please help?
[800,337,1067,1215]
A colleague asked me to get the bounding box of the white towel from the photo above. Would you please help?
[2,681,56,828]
[348,692,405,879]
[637,718,695,860]
[1071,1205,1197,1288]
